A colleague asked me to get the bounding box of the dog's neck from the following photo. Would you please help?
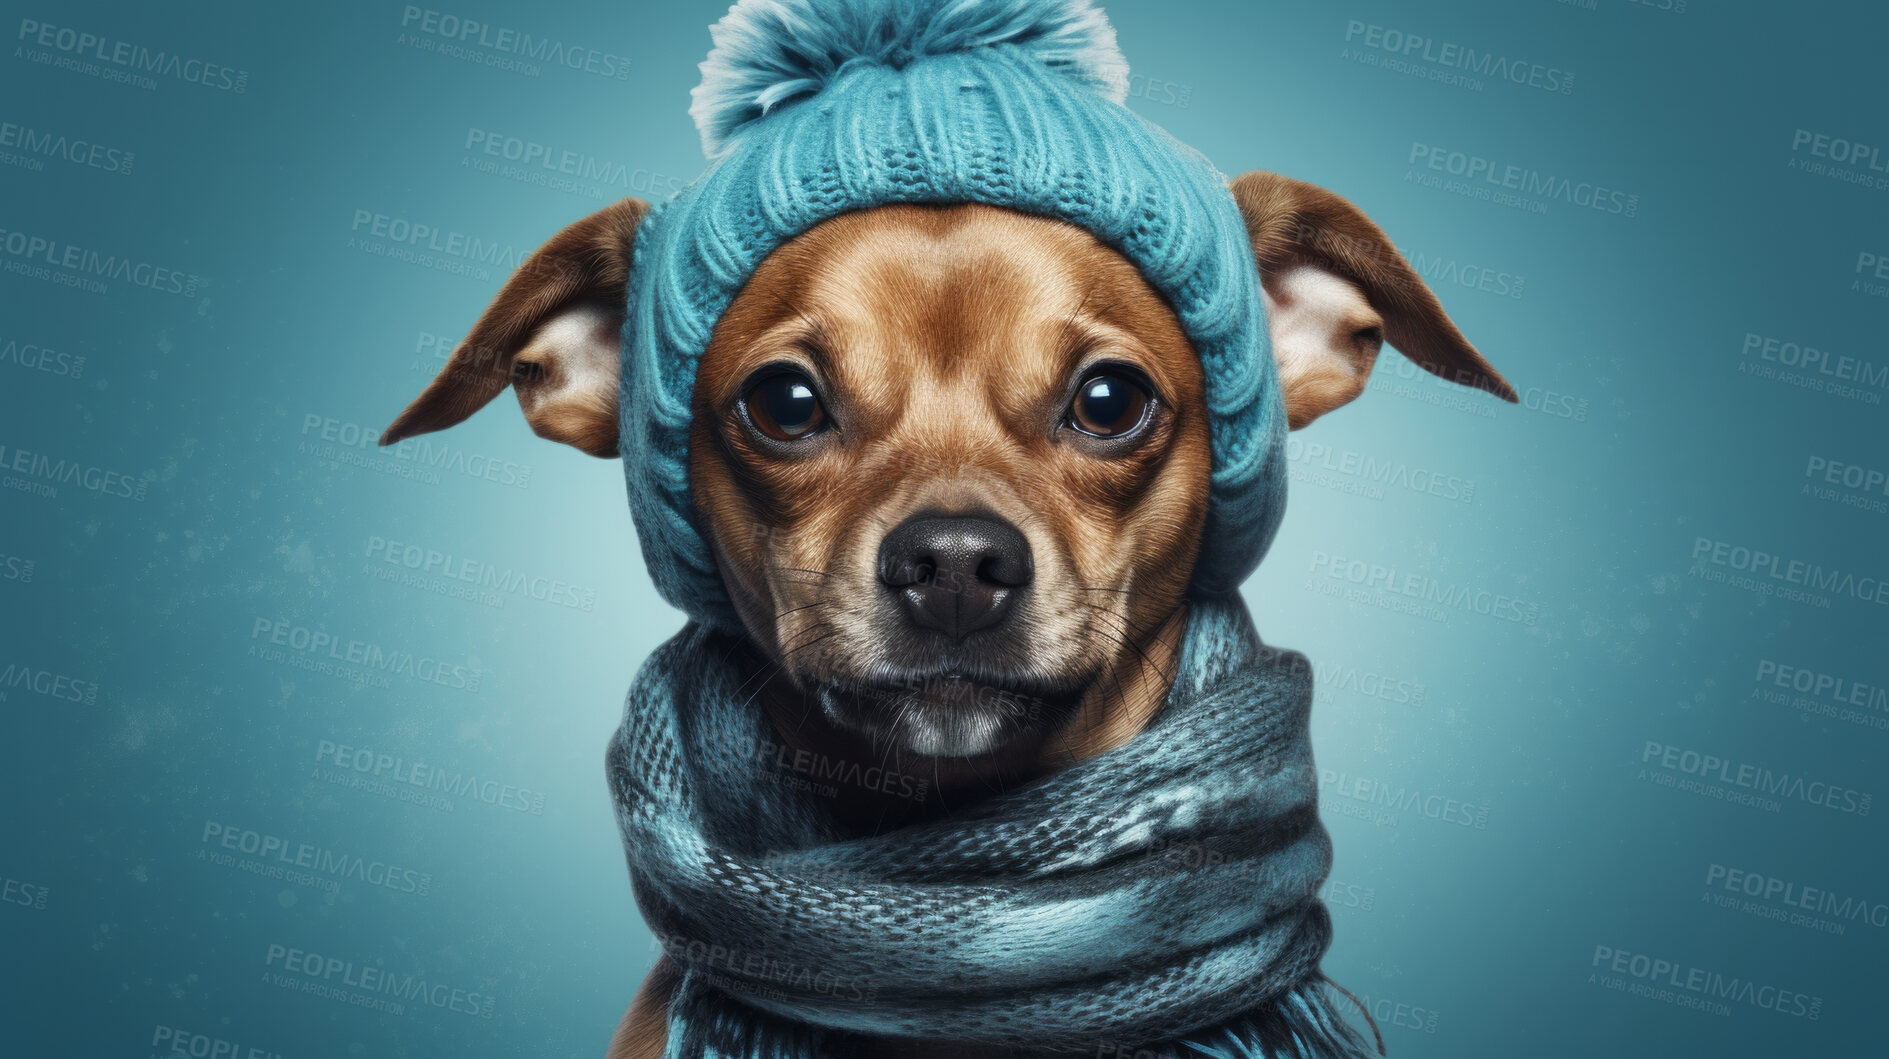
[754,607,1189,836]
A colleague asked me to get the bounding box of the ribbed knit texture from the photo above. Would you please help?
[618,0,1287,634]
[609,596,1378,1057]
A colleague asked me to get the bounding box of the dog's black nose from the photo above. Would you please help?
[878,515,1033,639]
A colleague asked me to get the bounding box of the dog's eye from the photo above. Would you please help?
[1068,372,1152,438]
[743,371,828,441]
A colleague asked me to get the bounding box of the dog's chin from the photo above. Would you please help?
[813,673,1082,759]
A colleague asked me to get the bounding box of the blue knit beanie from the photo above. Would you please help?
[620,0,1286,633]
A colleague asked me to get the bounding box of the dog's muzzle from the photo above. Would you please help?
[802,513,1064,757]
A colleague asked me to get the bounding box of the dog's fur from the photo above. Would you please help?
[384,173,1512,1059]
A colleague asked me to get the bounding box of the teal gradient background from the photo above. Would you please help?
[3,1,1883,1056]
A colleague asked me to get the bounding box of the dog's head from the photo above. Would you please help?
[386,173,1510,759]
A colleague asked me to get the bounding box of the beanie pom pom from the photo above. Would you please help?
[690,0,1129,156]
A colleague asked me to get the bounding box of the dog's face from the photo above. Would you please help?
[688,205,1212,756]
[383,172,1513,761]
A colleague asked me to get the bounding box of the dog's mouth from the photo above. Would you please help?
[812,668,1084,758]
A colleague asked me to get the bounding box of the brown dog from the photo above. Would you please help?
[383,172,1512,1058]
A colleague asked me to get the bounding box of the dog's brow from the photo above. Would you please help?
[745,315,838,369]
[799,316,848,386]
[1050,302,1145,364]
[1048,276,1107,359]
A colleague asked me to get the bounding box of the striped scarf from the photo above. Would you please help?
[607,595,1379,1058]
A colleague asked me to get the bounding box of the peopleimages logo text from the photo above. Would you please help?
[15,18,249,92]
[1641,741,1871,815]
[0,662,99,704]
[1310,551,1539,625]
[250,617,483,692]
[201,821,432,895]
[0,442,146,500]
[1344,21,1574,93]
[1705,864,1889,929]
[149,1025,285,1059]
[463,129,687,197]
[0,120,133,174]
[364,535,595,611]
[1408,143,1638,216]
[316,741,547,814]
[299,414,531,489]
[1691,537,1889,607]
[1754,660,1886,712]
[349,211,523,270]
[398,7,630,78]
[1591,946,1822,1020]
[0,227,200,295]
[1791,129,1889,172]
[264,943,496,1018]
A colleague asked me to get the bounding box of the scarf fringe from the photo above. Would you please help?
[1173,979,1385,1059]
[667,987,829,1059]
[666,975,1384,1058]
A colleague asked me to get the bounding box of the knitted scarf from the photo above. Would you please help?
[607,595,1381,1058]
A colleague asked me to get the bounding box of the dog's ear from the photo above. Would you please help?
[1230,171,1516,430]
[381,197,649,457]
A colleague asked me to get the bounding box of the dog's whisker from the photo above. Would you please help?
[780,627,839,664]
[724,642,788,704]
[1072,596,1171,653]
[1072,588,1156,622]
[772,596,833,621]
[733,658,788,718]
[1078,606,1170,676]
